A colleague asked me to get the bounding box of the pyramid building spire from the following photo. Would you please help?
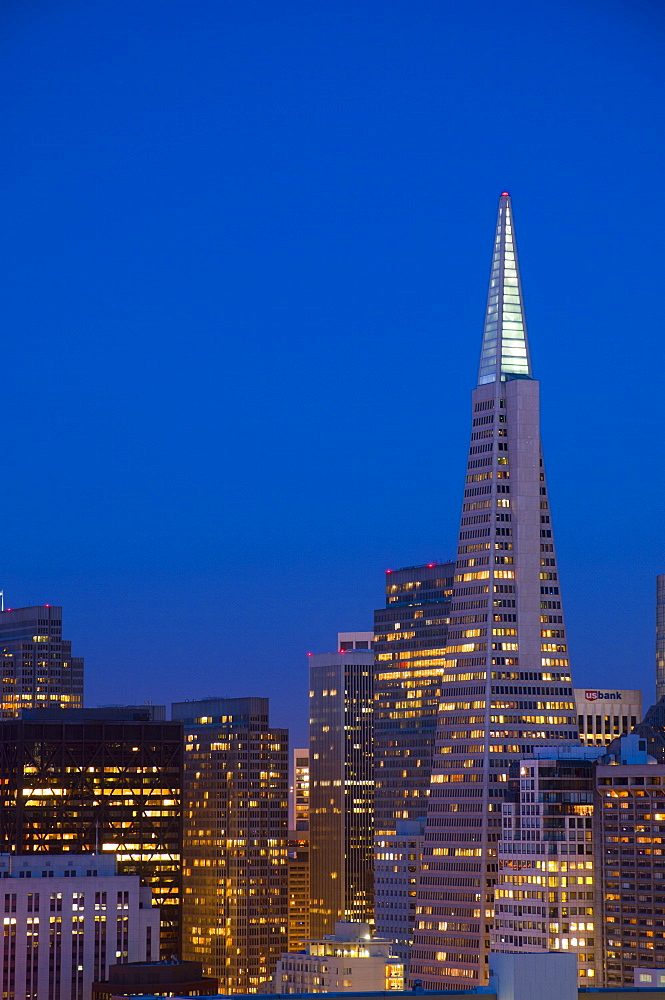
[478,192,532,386]
[409,193,578,989]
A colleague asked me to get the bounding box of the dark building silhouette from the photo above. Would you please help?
[0,706,183,958]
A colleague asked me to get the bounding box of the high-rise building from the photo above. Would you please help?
[657,575,665,702]
[491,745,600,983]
[309,647,374,937]
[0,707,182,959]
[0,853,160,1000]
[373,563,454,954]
[287,748,311,952]
[373,563,454,835]
[275,921,404,994]
[290,748,310,832]
[0,605,83,718]
[410,193,579,988]
[172,697,288,994]
[574,688,642,748]
[594,734,665,986]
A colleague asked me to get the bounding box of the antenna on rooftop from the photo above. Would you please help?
[0,592,4,612]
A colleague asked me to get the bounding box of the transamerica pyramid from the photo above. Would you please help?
[408,193,579,988]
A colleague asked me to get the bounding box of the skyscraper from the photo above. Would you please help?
[0,605,83,718]
[172,697,289,994]
[656,575,665,702]
[409,193,579,988]
[372,562,454,957]
[373,563,454,836]
[309,646,374,937]
[0,707,183,959]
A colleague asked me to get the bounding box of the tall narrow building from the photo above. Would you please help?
[410,193,579,989]
[309,645,374,937]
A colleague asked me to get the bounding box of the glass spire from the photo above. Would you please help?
[477,192,532,385]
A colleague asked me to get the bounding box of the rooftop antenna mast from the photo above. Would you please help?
[0,592,4,612]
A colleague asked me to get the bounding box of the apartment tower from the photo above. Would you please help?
[409,193,579,988]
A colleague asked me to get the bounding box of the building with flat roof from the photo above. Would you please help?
[0,853,159,1000]
[309,648,374,937]
[0,605,83,718]
[491,744,600,982]
[410,193,579,989]
[594,735,665,986]
[372,561,454,956]
[574,688,642,748]
[374,821,424,965]
[275,921,404,994]
[92,960,217,998]
[0,707,182,958]
[172,697,288,994]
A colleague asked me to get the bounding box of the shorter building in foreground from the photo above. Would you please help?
[0,853,159,1000]
[275,921,404,994]
[92,960,217,998]
[374,821,424,967]
[575,688,642,748]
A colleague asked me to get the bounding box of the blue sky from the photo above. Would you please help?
[1,0,664,747]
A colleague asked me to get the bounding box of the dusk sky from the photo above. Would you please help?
[1,0,664,749]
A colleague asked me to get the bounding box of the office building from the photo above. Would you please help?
[0,852,159,1000]
[172,697,288,994]
[657,575,665,702]
[290,748,310,832]
[92,960,217,999]
[632,696,665,762]
[491,744,600,983]
[287,748,311,952]
[410,193,579,988]
[0,605,83,718]
[373,820,424,964]
[286,834,311,953]
[373,563,454,835]
[575,689,642,748]
[338,633,374,652]
[372,562,454,951]
[0,707,182,959]
[594,735,665,986]
[275,921,404,994]
[309,647,374,937]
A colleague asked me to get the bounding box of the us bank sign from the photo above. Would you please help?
[585,690,624,701]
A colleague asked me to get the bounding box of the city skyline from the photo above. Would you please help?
[1,1,664,747]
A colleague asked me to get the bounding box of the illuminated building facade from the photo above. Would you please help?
[0,852,160,1000]
[0,707,182,959]
[290,748,310,832]
[373,563,454,835]
[287,748,310,952]
[594,735,665,986]
[657,575,665,702]
[373,563,454,952]
[275,921,404,994]
[0,606,83,718]
[309,648,374,937]
[574,689,641,748]
[374,820,424,964]
[410,193,579,988]
[172,697,288,994]
[491,746,599,983]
